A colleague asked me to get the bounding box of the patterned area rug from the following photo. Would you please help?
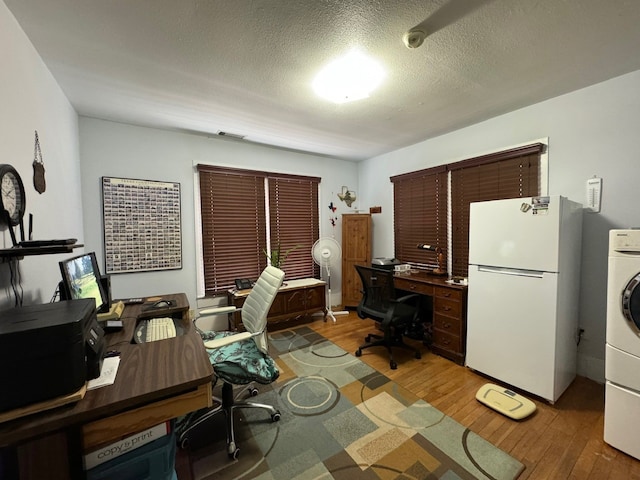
[180,326,524,480]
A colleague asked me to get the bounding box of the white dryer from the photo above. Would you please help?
[605,229,640,460]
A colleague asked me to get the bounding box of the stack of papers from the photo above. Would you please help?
[87,356,120,390]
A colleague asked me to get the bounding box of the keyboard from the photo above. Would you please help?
[135,317,177,343]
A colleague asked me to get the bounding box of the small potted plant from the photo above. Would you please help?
[264,244,299,269]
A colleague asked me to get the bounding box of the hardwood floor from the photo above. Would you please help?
[309,313,640,480]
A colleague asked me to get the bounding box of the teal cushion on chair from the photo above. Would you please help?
[200,331,279,385]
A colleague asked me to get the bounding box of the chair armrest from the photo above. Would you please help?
[199,305,240,316]
[395,293,420,304]
[204,331,253,349]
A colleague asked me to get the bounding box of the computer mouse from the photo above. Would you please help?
[154,300,171,308]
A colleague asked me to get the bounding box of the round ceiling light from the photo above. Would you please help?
[312,50,385,104]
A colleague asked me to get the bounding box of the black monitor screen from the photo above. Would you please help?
[59,252,108,313]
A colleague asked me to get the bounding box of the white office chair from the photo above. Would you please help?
[177,266,285,459]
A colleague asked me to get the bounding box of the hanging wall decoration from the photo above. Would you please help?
[337,185,356,207]
[32,130,46,194]
[328,200,337,227]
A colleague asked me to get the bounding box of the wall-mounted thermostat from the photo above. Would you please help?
[586,177,602,213]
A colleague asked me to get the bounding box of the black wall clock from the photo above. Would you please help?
[0,164,26,227]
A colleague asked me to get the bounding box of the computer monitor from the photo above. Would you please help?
[59,252,109,313]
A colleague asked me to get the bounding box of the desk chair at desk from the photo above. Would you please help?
[354,265,422,369]
[177,266,285,459]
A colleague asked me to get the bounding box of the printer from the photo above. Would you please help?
[0,299,105,412]
[371,257,402,270]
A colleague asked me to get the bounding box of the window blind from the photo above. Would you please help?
[198,165,320,295]
[449,144,542,276]
[268,175,320,279]
[198,166,268,295]
[390,143,542,277]
[391,166,447,268]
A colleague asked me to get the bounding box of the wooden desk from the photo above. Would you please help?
[394,272,468,365]
[228,278,327,331]
[0,293,213,479]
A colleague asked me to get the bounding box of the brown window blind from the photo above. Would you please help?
[198,166,268,295]
[198,165,320,295]
[449,144,542,276]
[391,166,447,268]
[268,175,320,279]
[390,143,542,277]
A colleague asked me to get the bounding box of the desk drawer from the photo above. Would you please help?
[432,329,462,353]
[434,296,461,317]
[434,286,463,302]
[433,313,462,335]
[394,277,434,296]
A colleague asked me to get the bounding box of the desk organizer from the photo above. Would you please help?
[394,263,411,273]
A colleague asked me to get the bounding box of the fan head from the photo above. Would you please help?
[312,237,341,266]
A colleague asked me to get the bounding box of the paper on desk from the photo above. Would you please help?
[87,356,120,390]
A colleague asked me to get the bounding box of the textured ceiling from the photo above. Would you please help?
[6,0,640,161]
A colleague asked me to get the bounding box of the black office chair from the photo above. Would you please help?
[354,265,422,369]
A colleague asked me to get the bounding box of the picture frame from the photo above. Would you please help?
[101,176,182,274]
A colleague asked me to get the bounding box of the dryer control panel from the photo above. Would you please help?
[610,229,640,254]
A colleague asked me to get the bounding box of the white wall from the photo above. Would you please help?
[358,69,640,383]
[0,2,82,310]
[78,118,359,311]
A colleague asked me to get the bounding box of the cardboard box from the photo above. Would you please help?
[84,421,170,470]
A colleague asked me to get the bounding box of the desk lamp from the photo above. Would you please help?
[417,244,446,275]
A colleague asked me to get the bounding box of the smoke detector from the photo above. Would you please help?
[403,29,426,49]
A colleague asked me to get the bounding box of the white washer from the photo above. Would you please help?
[605,229,640,460]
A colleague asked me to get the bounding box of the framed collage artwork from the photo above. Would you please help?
[102,176,182,274]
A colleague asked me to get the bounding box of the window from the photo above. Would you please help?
[197,165,319,295]
[391,143,543,277]
[268,176,320,280]
[391,166,447,269]
[449,145,541,276]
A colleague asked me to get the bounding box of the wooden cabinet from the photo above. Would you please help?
[341,213,372,308]
[228,278,327,331]
[395,272,467,365]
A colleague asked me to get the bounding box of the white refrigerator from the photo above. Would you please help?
[465,195,583,403]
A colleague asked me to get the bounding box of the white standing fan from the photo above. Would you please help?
[312,237,349,322]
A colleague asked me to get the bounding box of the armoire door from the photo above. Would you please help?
[341,214,372,308]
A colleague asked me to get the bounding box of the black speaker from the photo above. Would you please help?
[58,280,70,301]
[100,274,112,308]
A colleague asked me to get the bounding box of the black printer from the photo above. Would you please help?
[0,299,105,412]
[371,257,401,270]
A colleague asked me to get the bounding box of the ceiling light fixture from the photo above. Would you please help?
[312,50,385,104]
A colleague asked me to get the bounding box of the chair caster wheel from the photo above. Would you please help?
[365,335,371,342]
[271,411,281,422]
[390,361,397,370]
[228,443,239,459]
[355,349,362,357]
[248,387,259,396]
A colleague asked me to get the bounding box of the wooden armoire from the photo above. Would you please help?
[341,213,372,308]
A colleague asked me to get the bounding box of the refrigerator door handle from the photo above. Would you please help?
[477,266,545,278]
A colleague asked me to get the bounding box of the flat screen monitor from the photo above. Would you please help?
[59,252,108,313]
